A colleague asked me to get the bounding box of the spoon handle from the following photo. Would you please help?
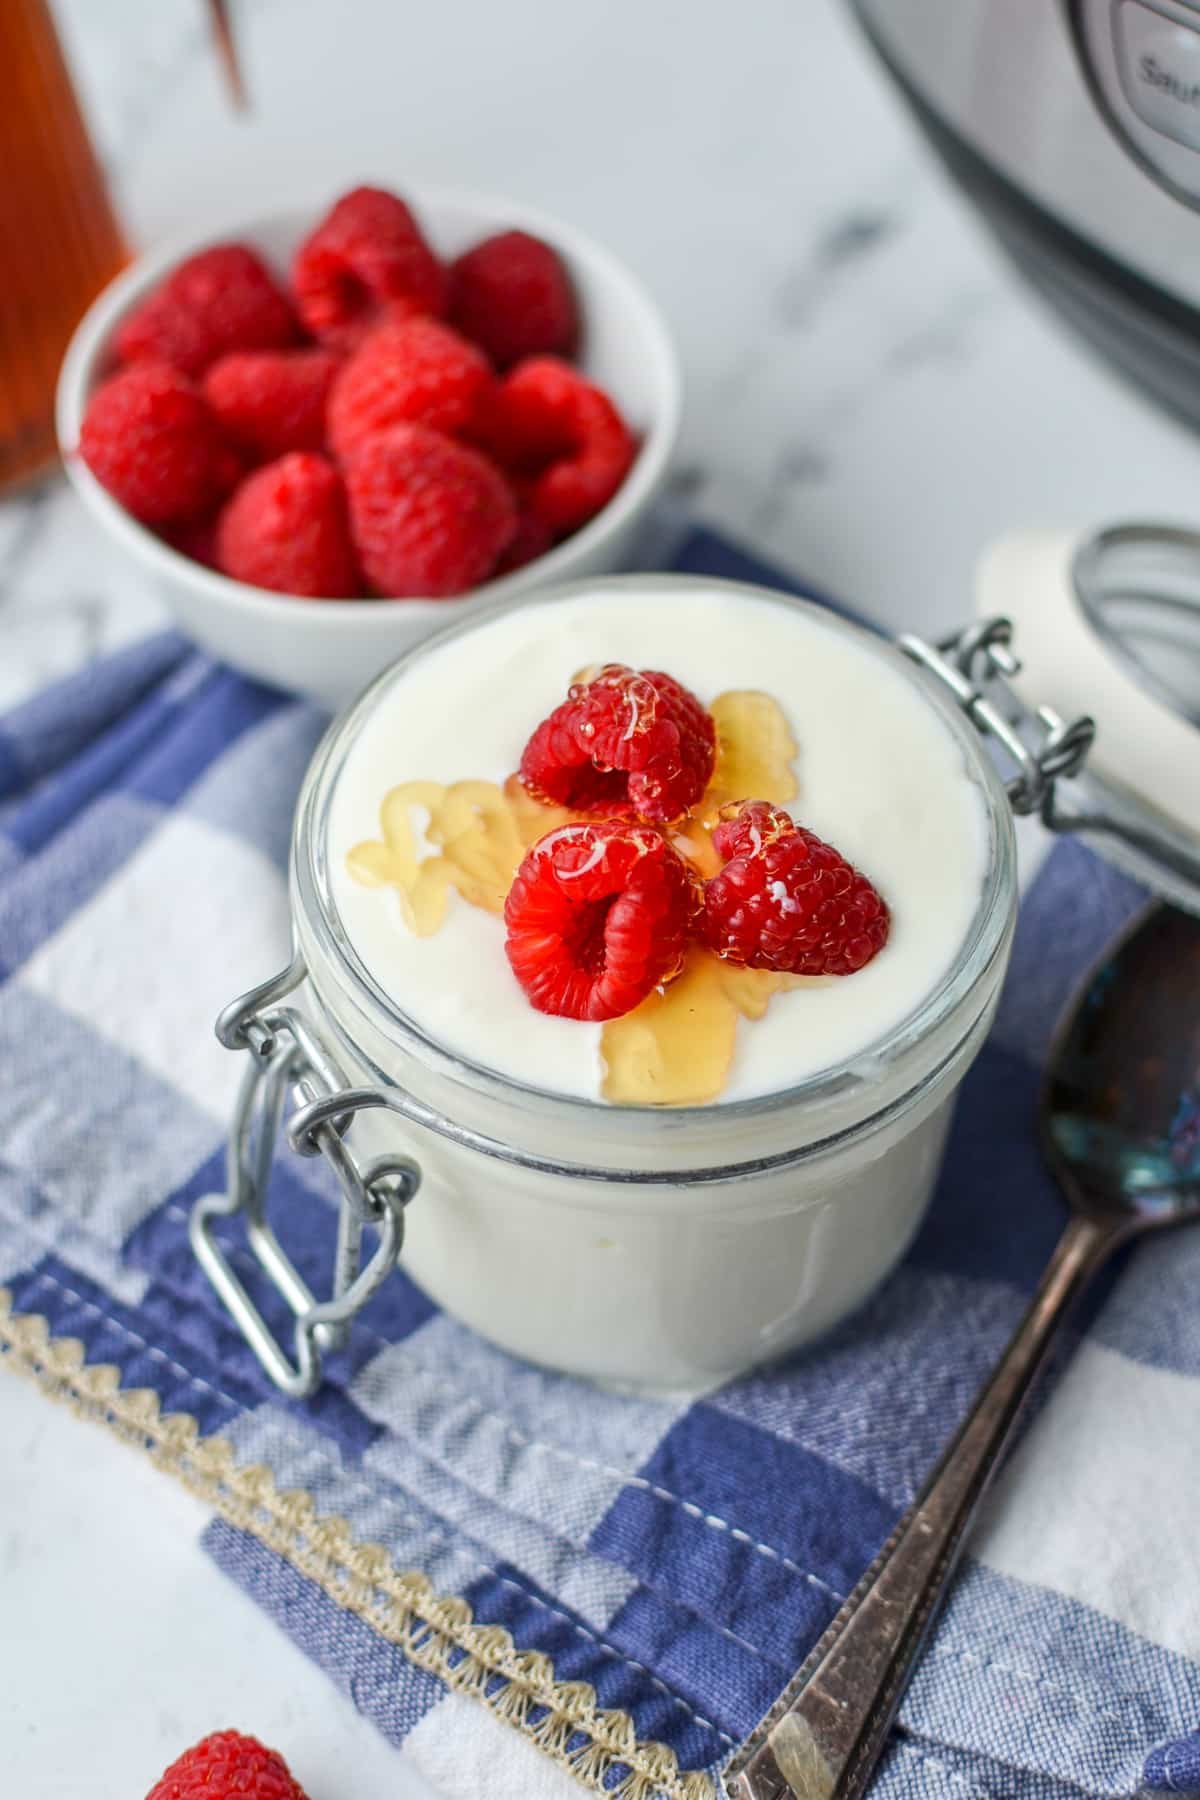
[725,1211,1115,1800]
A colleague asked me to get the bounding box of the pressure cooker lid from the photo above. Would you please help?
[975,522,1200,911]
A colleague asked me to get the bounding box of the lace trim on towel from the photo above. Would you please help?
[0,1289,715,1800]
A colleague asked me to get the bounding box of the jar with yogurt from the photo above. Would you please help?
[195,576,1035,1393]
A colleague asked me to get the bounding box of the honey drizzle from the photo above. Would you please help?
[598,952,805,1105]
[703,689,800,821]
[346,777,571,934]
[347,691,802,1104]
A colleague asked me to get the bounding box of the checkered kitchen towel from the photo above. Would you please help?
[1,527,1198,1800]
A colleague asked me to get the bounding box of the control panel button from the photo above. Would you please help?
[1117,0,1200,151]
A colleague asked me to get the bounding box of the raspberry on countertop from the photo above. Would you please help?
[701,799,890,976]
[520,664,715,825]
[505,819,698,1021]
[115,244,299,378]
[145,1730,308,1800]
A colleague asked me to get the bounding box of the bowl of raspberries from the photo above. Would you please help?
[57,184,680,707]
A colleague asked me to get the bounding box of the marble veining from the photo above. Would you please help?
[3,0,1197,722]
[6,2,1200,1791]
[772,205,904,330]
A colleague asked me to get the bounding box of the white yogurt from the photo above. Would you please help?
[328,585,988,1105]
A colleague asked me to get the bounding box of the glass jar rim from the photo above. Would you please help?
[293,574,1017,1135]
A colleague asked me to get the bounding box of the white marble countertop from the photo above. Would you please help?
[6,0,1200,1792]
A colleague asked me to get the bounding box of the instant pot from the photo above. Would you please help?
[851,0,1200,427]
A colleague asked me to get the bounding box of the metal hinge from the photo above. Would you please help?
[899,616,1095,819]
[190,956,418,1398]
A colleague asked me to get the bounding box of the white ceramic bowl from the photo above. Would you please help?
[57,189,682,710]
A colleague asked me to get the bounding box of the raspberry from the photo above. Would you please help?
[161,515,219,569]
[505,820,697,1020]
[292,186,446,349]
[448,229,579,369]
[115,244,298,378]
[79,362,240,526]
[203,348,339,461]
[146,1730,308,1800]
[494,506,553,576]
[327,314,493,463]
[482,357,636,535]
[215,452,360,597]
[700,801,890,976]
[520,665,715,825]
[344,422,516,598]
[711,800,796,862]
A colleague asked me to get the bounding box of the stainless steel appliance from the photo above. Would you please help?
[851,0,1200,426]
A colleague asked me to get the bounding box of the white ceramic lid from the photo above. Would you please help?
[976,524,1200,852]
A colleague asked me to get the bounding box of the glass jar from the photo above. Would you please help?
[195,582,1063,1396]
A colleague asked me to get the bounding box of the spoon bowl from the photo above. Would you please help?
[1044,902,1200,1224]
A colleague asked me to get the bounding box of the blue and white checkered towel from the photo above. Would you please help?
[1,527,1198,1800]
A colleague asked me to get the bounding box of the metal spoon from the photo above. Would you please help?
[725,900,1200,1800]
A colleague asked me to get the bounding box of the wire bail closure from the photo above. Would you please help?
[899,616,1095,821]
[190,955,419,1398]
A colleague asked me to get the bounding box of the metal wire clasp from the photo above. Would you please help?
[190,956,417,1398]
[899,617,1095,820]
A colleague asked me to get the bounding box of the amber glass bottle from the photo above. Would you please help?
[0,0,127,489]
